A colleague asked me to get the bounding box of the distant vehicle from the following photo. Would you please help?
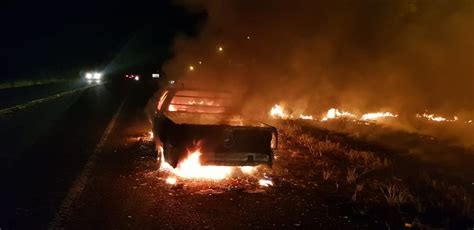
[84,71,102,83]
[151,82,277,168]
[125,74,140,81]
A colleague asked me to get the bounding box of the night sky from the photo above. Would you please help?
[1,0,204,81]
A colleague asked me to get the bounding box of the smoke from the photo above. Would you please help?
[163,0,474,144]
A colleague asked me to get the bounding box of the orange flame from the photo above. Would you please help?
[161,149,231,180]
[258,178,273,187]
[159,146,258,180]
[361,112,398,121]
[299,114,314,120]
[270,104,289,119]
[321,108,356,121]
[416,113,458,122]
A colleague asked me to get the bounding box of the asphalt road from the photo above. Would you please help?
[0,80,133,229]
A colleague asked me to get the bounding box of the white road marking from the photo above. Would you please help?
[48,97,126,229]
[0,83,103,117]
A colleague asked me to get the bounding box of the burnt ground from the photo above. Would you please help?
[63,85,472,229]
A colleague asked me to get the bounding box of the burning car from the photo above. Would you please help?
[152,83,277,168]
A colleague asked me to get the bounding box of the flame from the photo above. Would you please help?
[270,104,289,119]
[166,177,177,185]
[299,114,314,120]
[258,178,273,187]
[416,113,458,122]
[361,112,398,121]
[158,145,270,184]
[240,166,256,174]
[321,108,356,121]
[166,150,232,180]
[267,105,472,125]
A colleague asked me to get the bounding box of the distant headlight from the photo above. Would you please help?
[86,73,92,79]
[134,76,139,81]
[94,73,102,79]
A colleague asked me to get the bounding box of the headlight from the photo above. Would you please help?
[134,76,139,81]
[94,73,102,79]
[86,73,92,79]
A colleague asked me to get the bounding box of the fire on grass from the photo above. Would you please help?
[269,104,471,124]
[416,112,458,122]
[156,145,273,187]
[269,104,397,122]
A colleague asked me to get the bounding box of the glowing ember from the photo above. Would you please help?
[270,104,289,119]
[361,112,398,121]
[321,108,356,121]
[258,178,273,187]
[166,177,177,185]
[299,114,314,120]
[149,131,154,139]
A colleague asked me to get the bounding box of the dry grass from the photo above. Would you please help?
[345,150,389,176]
[379,183,413,207]
[278,122,474,227]
[294,133,318,155]
[322,167,334,181]
[430,180,473,215]
[352,184,364,201]
[346,167,359,184]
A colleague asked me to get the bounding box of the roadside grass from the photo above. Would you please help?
[0,78,74,89]
[378,182,413,207]
[276,121,474,228]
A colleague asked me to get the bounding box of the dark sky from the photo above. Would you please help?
[1,0,204,80]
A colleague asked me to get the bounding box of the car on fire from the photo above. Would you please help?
[151,82,277,168]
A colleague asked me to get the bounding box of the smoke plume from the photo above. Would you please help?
[163,0,474,144]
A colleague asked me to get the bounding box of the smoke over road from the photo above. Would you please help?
[163,0,474,144]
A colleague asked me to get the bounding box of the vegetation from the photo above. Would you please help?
[276,121,473,228]
[0,78,75,90]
